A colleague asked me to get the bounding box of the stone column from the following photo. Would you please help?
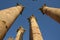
[15,26,25,40]
[0,3,24,40]
[40,4,60,23]
[8,37,14,40]
[28,15,43,40]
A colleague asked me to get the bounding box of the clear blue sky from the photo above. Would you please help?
[0,0,60,40]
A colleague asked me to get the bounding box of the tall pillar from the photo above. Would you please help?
[8,37,14,40]
[0,3,24,40]
[15,26,25,40]
[28,15,43,40]
[40,4,60,23]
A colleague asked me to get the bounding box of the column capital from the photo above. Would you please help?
[39,4,47,15]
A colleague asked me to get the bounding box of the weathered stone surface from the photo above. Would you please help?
[15,27,25,40]
[0,4,24,40]
[28,15,43,40]
[40,4,60,23]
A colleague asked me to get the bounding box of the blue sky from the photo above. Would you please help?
[0,0,60,40]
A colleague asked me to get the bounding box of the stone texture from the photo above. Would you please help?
[28,15,43,40]
[15,26,25,40]
[40,4,60,23]
[8,37,14,40]
[0,4,24,40]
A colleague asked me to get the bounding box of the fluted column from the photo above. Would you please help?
[0,3,24,40]
[28,15,43,40]
[15,26,25,40]
[40,4,60,23]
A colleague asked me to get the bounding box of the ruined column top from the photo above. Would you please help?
[17,26,25,32]
[8,37,14,40]
[14,3,25,15]
[27,15,37,22]
[16,3,25,15]
[39,4,47,15]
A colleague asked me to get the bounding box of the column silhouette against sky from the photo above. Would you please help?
[0,3,24,40]
[0,0,60,40]
[40,4,60,23]
[28,15,43,40]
